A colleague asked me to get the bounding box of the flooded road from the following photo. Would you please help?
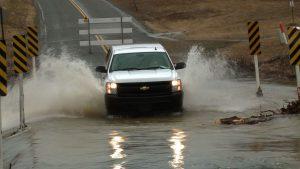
[2,0,300,168]
[2,44,299,169]
[5,109,300,169]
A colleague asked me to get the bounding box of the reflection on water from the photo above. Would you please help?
[109,131,126,159]
[112,163,126,169]
[169,129,186,169]
[109,131,126,169]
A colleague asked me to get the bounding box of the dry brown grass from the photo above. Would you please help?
[112,0,296,40]
[0,0,37,75]
[0,0,37,41]
[112,0,298,80]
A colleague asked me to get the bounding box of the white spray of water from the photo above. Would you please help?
[2,49,105,130]
[182,46,297,113]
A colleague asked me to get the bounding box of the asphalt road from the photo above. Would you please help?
[35,0,153,68]
[2,0,300,169]
[36,0,105,67]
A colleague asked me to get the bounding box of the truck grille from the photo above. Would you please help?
[117,81,172,97]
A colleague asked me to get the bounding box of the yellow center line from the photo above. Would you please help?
[68,0,88,19]
[95,35,108,54]
[68,0,108,54]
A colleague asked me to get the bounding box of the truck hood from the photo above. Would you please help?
[108,69,179,83]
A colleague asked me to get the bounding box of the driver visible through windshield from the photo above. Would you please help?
[110,52,173,72]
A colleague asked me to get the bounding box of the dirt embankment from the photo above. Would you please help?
[0,0,37,41]
[111,0,299,81]
[0,0,37,73]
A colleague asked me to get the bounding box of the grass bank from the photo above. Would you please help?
[111,0,299,82]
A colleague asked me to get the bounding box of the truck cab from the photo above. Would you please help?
[96,44,186,114]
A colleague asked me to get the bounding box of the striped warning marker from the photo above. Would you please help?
[0,40,7,96]
[13,34,29,74]
[26,26,39,57]
[287,27,300,65]
[247,21,262,55]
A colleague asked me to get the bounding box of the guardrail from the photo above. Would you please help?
[78,17,133,53]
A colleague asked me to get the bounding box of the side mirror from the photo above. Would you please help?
[175,62,186,70]
[95,66,107,73]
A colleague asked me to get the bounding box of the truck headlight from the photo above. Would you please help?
[171,79,182,92]
[106,82,117,94]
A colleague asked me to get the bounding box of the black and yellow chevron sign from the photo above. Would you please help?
[0,40,7,96]
[287,27,300,65]
[247,21,262,55]
[26,26,39,57]
[13,34,29,74]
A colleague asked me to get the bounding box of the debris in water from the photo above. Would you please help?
[281,100,300,114]
[217,100,300,125]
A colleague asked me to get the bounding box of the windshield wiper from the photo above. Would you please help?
[144,66,168,70]
[117,67,142,71]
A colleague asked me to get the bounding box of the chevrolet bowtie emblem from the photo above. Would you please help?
[140,86,150,91]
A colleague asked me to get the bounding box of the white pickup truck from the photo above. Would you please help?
[96,44,186,114]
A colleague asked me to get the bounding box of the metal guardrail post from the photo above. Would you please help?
[78,17,133,47]
[87,18,92,54]
[121,17,124,44]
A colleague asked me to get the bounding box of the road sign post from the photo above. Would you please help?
[247,21,263,97]
[0,8,6,168]
[0,10,3,169]
[26,26,39,78]
[296,65,300,99]
[254,54,263,96]
[0,40,8,169]
[13,35,29,129]
[279,22,288,44]
[86,18,92,54]
[19,73,25,129]
[0,97,3,169]
[32,57,36,77]
[287,26,300,100]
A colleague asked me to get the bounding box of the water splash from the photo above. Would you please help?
[2,49,105,130]
[182,46,296,113]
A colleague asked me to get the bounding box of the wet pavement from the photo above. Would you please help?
[4,110,300,169]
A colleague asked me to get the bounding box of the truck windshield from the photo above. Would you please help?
[110,52,173,71]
